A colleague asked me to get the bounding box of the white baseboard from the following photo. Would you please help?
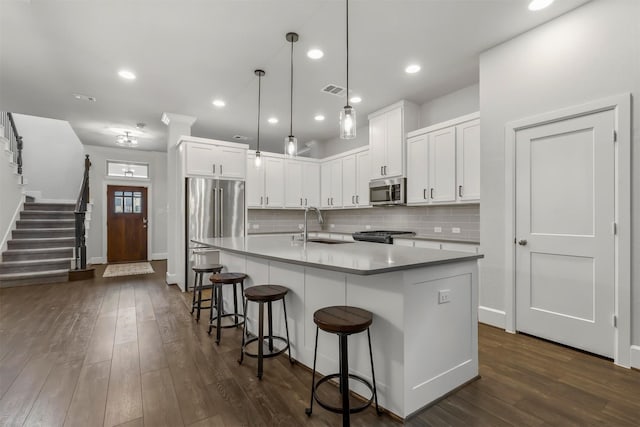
[478,306,506,329]
[151,252,167,260]
[166,271,177,285]
[631,345,640,369]
[89,256,106,265]
[0,195,25,253]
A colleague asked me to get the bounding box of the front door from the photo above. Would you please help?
[515,109,615,358]
[107,185,148,263]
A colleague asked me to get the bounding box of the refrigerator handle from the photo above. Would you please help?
[213,187,219,237]
[219,187,224,237]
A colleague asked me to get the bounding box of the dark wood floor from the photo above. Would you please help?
[0,261,638,426]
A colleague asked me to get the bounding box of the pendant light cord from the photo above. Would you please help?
[257,73,262,152]
[289,38,294,137]
[346,0,350,108]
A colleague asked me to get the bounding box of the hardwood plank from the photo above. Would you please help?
[118,284,136,309]
[84,313,117,365]
[104,341,143,427]
[134,286,155,322]
[114,306,138,345]
[186,415,225,427]
[114,417,144,427]
[141,368,184,427]
[137,320,168,374]
[0,352,55,426]
[63,360,111,427]
[23,358,83,427]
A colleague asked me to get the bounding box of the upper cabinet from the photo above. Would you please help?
[320,159,343,209]
[247,153,285,208]
[342,149,370,208]
[184,139,246,179]
[284,159,320,208]
[368,100,419,180]
[406,113,480,205]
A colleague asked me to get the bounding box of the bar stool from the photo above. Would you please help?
[238,285,292,379]
[208,272,247,344]
[190,263,223,321]
[305,306,381,427]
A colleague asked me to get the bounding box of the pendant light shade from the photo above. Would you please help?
[339,0,356,139]
[254,69,265,167]
[284,32,299,157]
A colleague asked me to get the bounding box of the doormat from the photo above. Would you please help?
[103,262,154,278]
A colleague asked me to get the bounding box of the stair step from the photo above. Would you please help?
[7,237,75,250]
[23,202,75,212]
[12,228,75,239]
[0,269,69,288]
[0,258,72,274]
[2,247,74,262]
[21,210,75,220]
[16,219,75,229]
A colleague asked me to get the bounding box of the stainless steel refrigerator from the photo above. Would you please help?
[185,177,245,288]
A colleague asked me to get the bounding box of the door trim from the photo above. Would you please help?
[100,178,153,264]
[504,93,631,368]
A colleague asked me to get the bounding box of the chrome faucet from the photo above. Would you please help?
[303,206,324,244]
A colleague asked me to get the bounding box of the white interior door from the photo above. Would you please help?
[515,109,615,358]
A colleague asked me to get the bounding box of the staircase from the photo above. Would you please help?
[0,202,75,287]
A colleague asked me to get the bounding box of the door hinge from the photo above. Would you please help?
[613,130,617,142]
[613,315,617,327]
[612,222,617,235]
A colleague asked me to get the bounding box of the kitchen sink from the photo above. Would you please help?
[306,238,353,244]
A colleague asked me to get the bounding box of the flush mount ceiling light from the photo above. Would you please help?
[307,49,324,59]
[349,96,362,104]
[72,93,97,102]
[339,0,356,139]
[118,69,136,80]
[314,114,325,121]
[116,131,138,146]
[284,32,299,157]
[212,99,226,107]
[528,0,554,11]
[107,127,145,137]
[268,117,279,124]
[405,64,421,74]
[254,69,265,167]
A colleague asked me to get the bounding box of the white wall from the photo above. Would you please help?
[12,114,84,201]
[313,124,369,158]
[479,0,640,345]
[420,83,479,127]
[83,145,168,262]
[0,130,24,252]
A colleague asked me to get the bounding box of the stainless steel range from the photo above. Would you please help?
[352,230,415,244]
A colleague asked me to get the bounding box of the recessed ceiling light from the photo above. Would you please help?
[268,117,278,124]
[405,64,421,74]
[307,49,324,59]
[118,70,136,80]
[350,96,362,104]
[314,115,325,121]
[528,0,554,11]
[212,99,226,107]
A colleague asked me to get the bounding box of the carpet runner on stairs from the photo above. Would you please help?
[0,202,75,287]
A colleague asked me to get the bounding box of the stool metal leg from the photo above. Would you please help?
[305,325,319,416]
[367,328,381,415]
[196,273,204,322]
[233,283,239,325]
[339,333,350,427]
[282,297,293,364]
[190,272,198,315]
[216,284,222,344]
[238,297,249,365]
[207,286,214,335]
[257,301,264,379]
[267,301,274,352]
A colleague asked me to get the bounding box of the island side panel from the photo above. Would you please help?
[346,271,406,418]
[402,260,479,416]
[269,260,305,361]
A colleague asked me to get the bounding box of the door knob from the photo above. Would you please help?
[518,239,528,246]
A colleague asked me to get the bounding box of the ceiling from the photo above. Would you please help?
[0,0,591,154]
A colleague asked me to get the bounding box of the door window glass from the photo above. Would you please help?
[113,190,143,214]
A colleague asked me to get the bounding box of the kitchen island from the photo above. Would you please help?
[194,235,482,419]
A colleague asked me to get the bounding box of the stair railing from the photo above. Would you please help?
[74,155,91,270]
[1,112,23,174]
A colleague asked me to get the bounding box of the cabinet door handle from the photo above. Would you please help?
[383,165,387,175]
[430,188,434,199]
[220,164,223,175]
[300,198,303,206]
[305,198,307,206]
[331,197,334,205]
[265,196,269,205]
[327,198,330,205]
[356,195,359,204]
[458,185,463,197]
[352,195,355,204]
[380,166,384,176]
[260,196,263,205]
[423,189,427,200]
[212,164,216,174]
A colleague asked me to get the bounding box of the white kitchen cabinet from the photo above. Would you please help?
[369,100,419,180]
[185,140,246,179]
[406,134,429,204]
[456,119,481,202]
[285,159,320,208]
[342,155,357,208]
[321,159,342,208]
[343,150,371,208]
[428,126,457,203]
[355,150,370,206]
[247,153,284,208]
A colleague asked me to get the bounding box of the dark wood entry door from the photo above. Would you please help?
[107,185,148,263]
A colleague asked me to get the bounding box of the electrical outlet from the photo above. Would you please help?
[438,290,451,304]
[365,224,371,230]
[452,227,461,234]
[434,226,442,233]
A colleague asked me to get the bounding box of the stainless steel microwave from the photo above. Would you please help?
[369,177,406,206]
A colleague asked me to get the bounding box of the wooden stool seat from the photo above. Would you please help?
[193,263,223,273]
[210,272,248,284]
[313,306,373,335]
[244,284,288,302]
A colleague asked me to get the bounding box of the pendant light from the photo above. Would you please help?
[254,69,265,167]
[284,32,299,157]
[339,0,356,139]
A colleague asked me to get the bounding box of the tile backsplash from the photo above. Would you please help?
[248,204,479,242]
